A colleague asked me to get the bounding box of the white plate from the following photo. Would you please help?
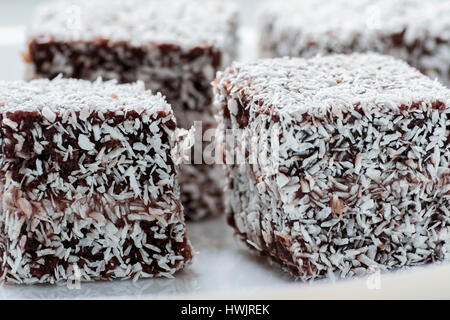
[0,23,450,301]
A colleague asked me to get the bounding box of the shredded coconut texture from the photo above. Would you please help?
[259,0,450,86]
[25,0,238,222]
[214,53,450,280]
[29,0,238,50]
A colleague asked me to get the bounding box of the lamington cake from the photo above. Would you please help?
[259,0,450,86]
[24,0,239,220]
[0,78,193,284]
[213,53,450,280]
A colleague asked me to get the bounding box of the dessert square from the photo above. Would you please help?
[0,78,193,284]
[259,0,450,86]
[214,53,450,280]
[24,0,238,221]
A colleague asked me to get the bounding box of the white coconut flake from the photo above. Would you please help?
[78,134,95,151]
[41,106,57,123]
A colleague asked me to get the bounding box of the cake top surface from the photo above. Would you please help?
[260,0,450,40]
[0,77,171,114]
[28,0,237,49]
[217,53,450,115]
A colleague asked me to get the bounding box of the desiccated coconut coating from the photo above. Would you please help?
[25,0,238,221]
[0,78,193,285]
[28,0,237,51]
[25,0,238,114]
[259,0,450,86]
[214,53,450,280]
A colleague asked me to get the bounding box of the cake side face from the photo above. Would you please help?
[25,41,224,115]
[0,78,193,284]
[214,54,450,279]
[259,0,450,86]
